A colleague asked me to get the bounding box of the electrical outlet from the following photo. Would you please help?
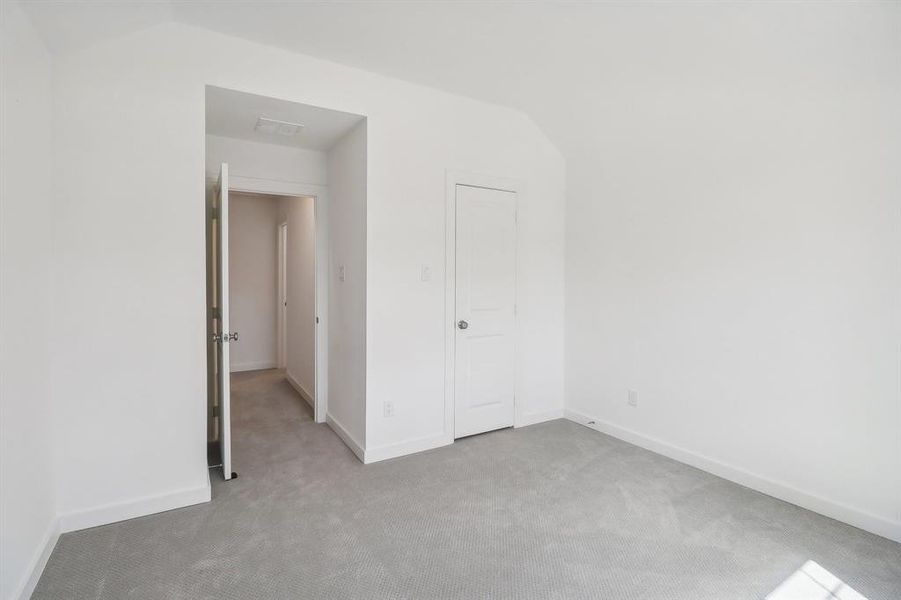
[628,389,638,407]
[338,265,346,282]
[420,264,432,282]
[383,401,395,417]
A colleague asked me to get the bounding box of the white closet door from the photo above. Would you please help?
[454,184,516,439]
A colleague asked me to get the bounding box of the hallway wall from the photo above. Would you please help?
[327,121,367,446]
[229,193,280,372]
[279,195,316,401]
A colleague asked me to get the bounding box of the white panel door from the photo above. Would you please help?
[454,184,516,439]
[214,163,234,480]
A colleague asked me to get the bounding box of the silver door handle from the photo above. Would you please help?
[457,320,469,330]
[212,332,240,343]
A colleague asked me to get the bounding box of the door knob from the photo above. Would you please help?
[226,332,239,342]
[457,320,469,330]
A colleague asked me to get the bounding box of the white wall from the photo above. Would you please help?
[563,6,901,540]
[228,193,279,372]
[206,134,327,186]
[49,22,564,523]
[0,3,59,598]
[278,196,316,399]
[327,122,367,447]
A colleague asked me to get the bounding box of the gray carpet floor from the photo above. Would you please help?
[33,370,901,599]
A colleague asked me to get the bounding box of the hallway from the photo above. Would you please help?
[230,369,314,476]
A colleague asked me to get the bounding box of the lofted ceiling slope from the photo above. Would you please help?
[20,1,900,161]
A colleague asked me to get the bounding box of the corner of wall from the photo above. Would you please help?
[9,517,60,600]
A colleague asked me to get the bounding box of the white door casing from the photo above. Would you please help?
[453,184,517,439]
[277,222,288,370]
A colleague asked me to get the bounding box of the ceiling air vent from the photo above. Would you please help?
[254,116,305,136]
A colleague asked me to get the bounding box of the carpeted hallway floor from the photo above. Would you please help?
[33,370,901,599]
[230,368,315,450]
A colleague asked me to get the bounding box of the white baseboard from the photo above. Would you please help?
[230,360,277,373]
[13,517,60,600]
[364,432,451,464]
[58,477,211,534]
[11,475,211,598]
[285,371,314,409]
[564,408,901,544]
[516,407,564,428]
[326,413,365,463]
[361,408,561,465]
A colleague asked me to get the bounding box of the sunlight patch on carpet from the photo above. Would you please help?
[766,560,867,600]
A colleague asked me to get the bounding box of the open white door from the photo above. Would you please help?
[454,184,517,438]
[214,163,234,480]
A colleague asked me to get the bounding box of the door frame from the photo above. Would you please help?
[443,170,521,444]
[211,173,329,424]
[276,221,288,370]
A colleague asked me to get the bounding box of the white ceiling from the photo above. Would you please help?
[205,86,364,151]
[20,1,894,160]
[20,0,176,55]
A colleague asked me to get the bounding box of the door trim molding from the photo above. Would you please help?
[444,170,521,445]
[276,221,288,370]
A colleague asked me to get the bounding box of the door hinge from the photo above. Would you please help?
[209,404,220,418]
[210,207,219,220]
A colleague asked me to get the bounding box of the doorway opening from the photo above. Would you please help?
[204,86,367,481]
